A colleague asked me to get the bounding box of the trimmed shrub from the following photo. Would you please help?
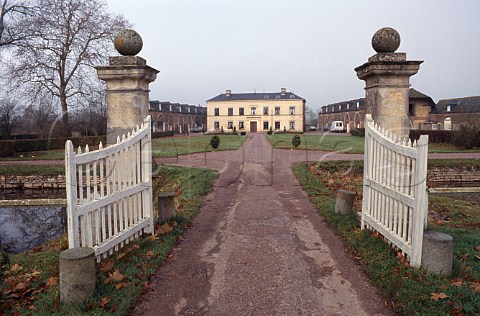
[210,135,220,149]
[14,139,49,152]
[409,130,455,143]
[0,141,15,157]
[350,128,365,137]
[292,135,301,148]
[451,125,480,149]
[267,130,273,135]
[152,131,174,138]
[240,131,246,136]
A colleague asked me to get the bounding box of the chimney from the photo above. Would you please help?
[226,89,231,97]
[281,88,286,95]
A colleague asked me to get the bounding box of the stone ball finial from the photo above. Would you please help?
[371,27,401,53]
[114,29,143,56]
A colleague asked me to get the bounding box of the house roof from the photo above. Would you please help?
[207,91,304,102]
[430,96,480,114]
[320,88,434,113]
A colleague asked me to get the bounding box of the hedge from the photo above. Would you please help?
[350,128,365,137]
[152,131,174,138]
[409,130,455,143]
[0,136,106,154]
[0,141,15,157]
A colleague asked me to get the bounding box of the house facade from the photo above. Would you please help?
[149,101,207,133]
[424,96,480,130]
[318,88,435,132]
[206,88,306,133]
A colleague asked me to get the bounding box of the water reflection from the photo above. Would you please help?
[0,206,66,253]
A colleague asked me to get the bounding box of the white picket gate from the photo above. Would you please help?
[361,114,428,267]
[65,116,154,260]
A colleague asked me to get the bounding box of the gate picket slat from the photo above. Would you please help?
[361,114,428,268]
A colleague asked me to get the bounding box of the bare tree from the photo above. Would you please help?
[0,97,19,139]
[6,0,129,136]
[0,0,30,49]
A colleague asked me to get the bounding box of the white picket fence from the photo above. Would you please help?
[65,116,154,260]
[361,114,428,267]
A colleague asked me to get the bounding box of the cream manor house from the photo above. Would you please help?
[206,88,306,133]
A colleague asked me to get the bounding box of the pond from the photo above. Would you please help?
[0,205,66,253]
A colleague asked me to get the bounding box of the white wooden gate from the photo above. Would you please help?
[65,116,154,260]
[361,114,428,267]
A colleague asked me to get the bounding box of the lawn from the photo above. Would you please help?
[267,133,480,154]
[293,160,480,315]
[152,134,247,157]
[266,134,365,153]
[0,165,217,315]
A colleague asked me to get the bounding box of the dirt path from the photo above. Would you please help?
[131,134,396,315]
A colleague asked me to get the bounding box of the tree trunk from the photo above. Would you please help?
[60,92,70,137]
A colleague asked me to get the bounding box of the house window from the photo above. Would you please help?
[263,107,269,115]
[347,104,350,110]
[239,121,244,130]
[289,106,295,115]
[239,107,244,116]
[263,122,269,130]
[275,121,280,130]
[214,122,219,129]
[275,107,280,115]
[214,108,219,116]
[289,121,295,130]
[356,102,359,109]
[228,122,233,129]
[446,105,451,112]
[228,108,233,116]
[339,105,342,111]
[251,107,257,115]
[409,104,414,117]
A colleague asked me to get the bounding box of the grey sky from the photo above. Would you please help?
[105,0,480,111]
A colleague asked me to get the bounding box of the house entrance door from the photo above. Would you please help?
[250,121,257,132]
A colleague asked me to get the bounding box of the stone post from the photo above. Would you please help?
[421,230,454,275]
[355,27,423,138]
[335,189,355,215]
[96,29,159,144]
[59,247,96,304]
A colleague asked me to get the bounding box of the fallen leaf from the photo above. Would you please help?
[110,270,125,282]
[99,296,110,307]
[430,292,448,301]
[131,244,140,250]
[145,251,154,260]
[100,261,114,273]
[475,255,480,260]
[450,280,463,287]
[116,252,126,260]
[10,264,22,273]
[115,282,127,290]
[470,282,480,293]
[156,223,173,235]
[476,245,480,252]
[45,277,58,287]
[111,303,117,312]
[14,283,27,291]
[28,305,35,310]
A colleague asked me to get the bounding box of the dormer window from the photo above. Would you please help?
[356,101,359,109]
[339,105,342,111]
[446,105,451,112]
[347,103,350,110]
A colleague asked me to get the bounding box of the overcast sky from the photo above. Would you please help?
[105,0,480,111]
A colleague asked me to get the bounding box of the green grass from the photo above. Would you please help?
[267,134,480,154]
[429,142,480,153]
[152,135,247,157]
[293,161,480,315]
[0,149,65,160]
[266,134,365,153]
[0,165,217,315]
[0,164,65,175]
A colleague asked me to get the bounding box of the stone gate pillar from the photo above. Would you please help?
[96,30,159,144]
[355,27,423,138]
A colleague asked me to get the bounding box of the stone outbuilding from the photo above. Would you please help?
[425,96,480,130]
[149,101,207,133]
[318,88,435,132]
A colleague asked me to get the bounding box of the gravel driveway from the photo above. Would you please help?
[131,134,396,315]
